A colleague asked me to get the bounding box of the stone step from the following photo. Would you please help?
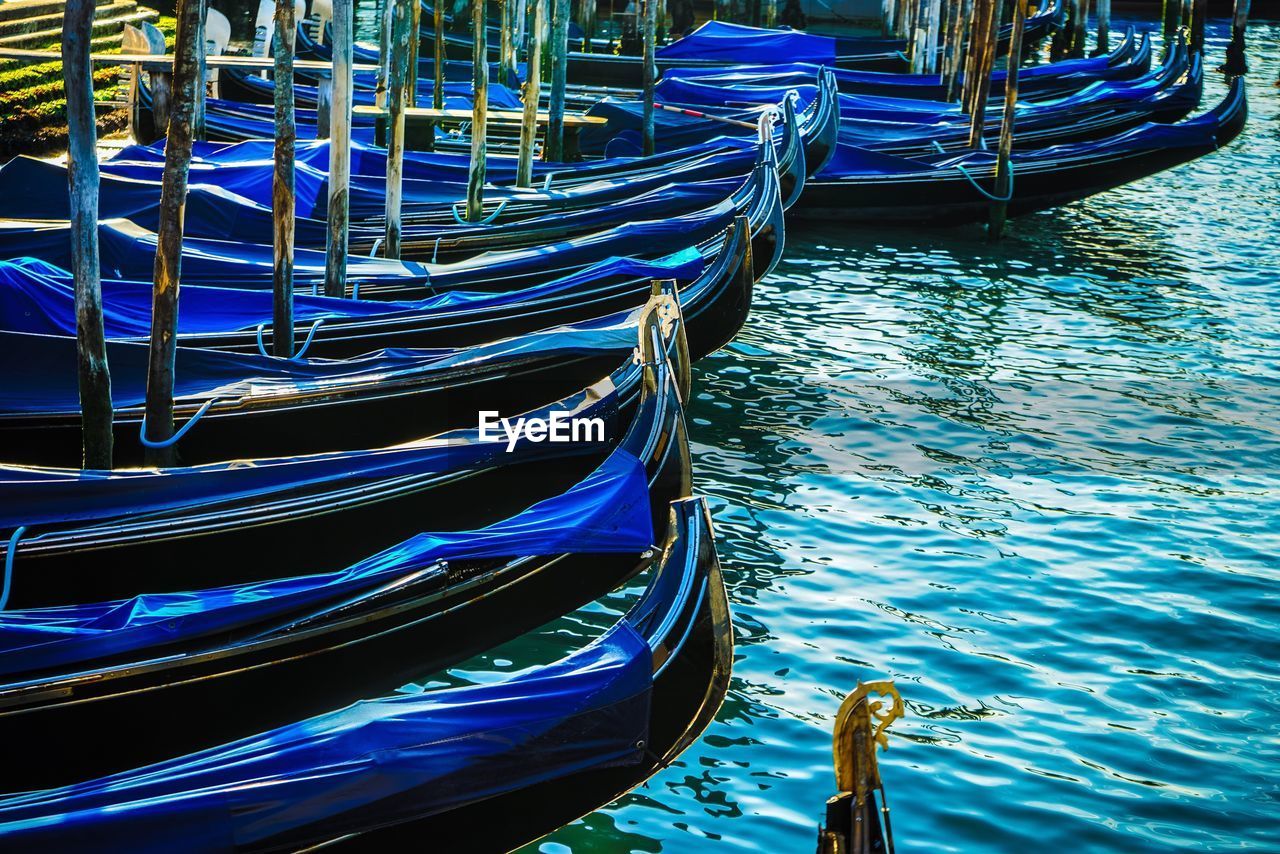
[0,1,140,39]
[0,0,121,24]
[0,6,157,50]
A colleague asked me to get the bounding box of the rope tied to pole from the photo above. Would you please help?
[451,198,509,225]
[139,397,219,450]
[1,526,27,610]
[955,161,1014,202]
[255,318,326,360]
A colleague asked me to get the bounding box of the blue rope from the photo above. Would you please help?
[257,318,326,359]
[450,198,509,225]
[293,318,325,359]
[139,398,218,450]
[431,237,442,264]
[542,172,556,190]
[931,140,945,153]
[955,162,1014,202]
[1,526,26,610]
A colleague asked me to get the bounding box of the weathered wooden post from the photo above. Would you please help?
[545,0,569,161]
[272,0,296,357]
[408,0,421,106]
[326,0,353,297]
[1189,0,1208,54]
[1223,0,1250,75]
[989,0,1027,240]
[499,0,514,86]
[63,0,114,469]
[1068,0,1089,58]
[194,0,207,141]
[385,0,411,257]
[1161,0,1181,43]
[467,0,489,220]
[143,0,202,466]
[943,0,970,102]
[517,0,545,186]
[433,0,445,109]
[640,0,657,156]
[961,0,992,114]
[375,0,393,109]
[1094,0,1111,55]
[967,0,1003,148]
[316,71,333,138]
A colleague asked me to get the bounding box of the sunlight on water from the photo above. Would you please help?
[421,18,1279,853]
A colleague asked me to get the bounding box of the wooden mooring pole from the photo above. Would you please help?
[1189,0,1208,55]
[433,0,445,109]
[1068,0,1089,59]
[1094,0,1111,55]
[989,0,1027,240]
[384,0,411,258]
[545,0,569,161]
[143,0,202,466]
[194,0,207,141]
[326,0,353,297]
[408,0,421,106]
[642,0,656,156]
[63,0,114,469]
[273,0,296,357]
[376,0,393,109]
[517,0,545,186]
[1161,0,1180,44]
[1223,0,1250,75]
[499,0,514,87]
[967,0,1002,148]
[467,0,489,220]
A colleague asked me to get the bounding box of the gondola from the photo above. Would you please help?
[793,76,1247,225]
[0,298,692,608]
[411,1,1059,87]
[0,326,696,795]
[0,211,753,362]
[2,138,765,264]
[669,26,1150,101]
[0,274,726,466]
[644,37,1202,157]
[0,123,785,293]
[0,495,731,853]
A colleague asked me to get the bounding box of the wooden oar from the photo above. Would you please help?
[653,103,758,129]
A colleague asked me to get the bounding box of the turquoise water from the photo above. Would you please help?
[436,19,1280,853]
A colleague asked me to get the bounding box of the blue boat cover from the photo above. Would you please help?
[0,379,617,528]
[0,449,653,679]
[0,219,430,291]
[0,598,654,851]
[0,307,644,415]
[0,249,704,338]
[657,21,837,64]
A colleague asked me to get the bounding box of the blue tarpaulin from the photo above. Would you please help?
[657,21,837,65]
[0,250,704,339]
[0,449,654,679]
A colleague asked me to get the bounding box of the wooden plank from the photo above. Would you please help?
[352,104,606,125]
[0,46,377,71]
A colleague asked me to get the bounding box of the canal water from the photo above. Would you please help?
[402,18,1280,854]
